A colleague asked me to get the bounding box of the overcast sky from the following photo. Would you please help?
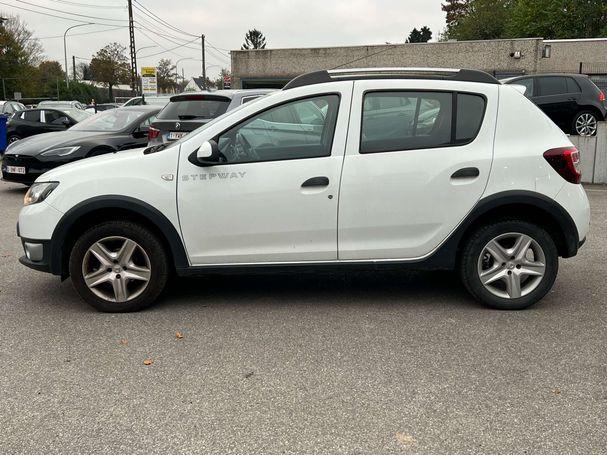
[3,0,447,80]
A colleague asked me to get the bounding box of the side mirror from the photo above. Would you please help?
[132,128,148,139]
[188,140,222,166]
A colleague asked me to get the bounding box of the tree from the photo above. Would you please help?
[446,0,513,41]
[76,62,92,81]
[508,0,607,40]
[241,29,267,50]
[441,0,471,38]
[0,14,43,99]
[89,42,130,99]
[406,26,432,43]
[156,58,178,93]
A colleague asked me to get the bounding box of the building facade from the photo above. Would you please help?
[231,38,607,90]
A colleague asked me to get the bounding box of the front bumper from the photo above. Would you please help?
[18,236,52,273]
[1,154,58,184]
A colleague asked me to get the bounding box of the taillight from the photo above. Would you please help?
[600,91,605,103]
[543,147,581,184]
[148,127,160,140]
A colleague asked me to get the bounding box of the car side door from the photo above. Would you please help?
[41,110,71,133]
[338,80,497,260]
[176,82,352,265]
[13,110,43,137]
[534,76,577,130]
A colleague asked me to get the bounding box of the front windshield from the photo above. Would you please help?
[70,109,147,132]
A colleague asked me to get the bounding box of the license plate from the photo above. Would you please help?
[168,131,188,140]
[7,166,26,174]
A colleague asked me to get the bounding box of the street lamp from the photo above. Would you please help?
[175,58,201,90]
[64,23,92,87]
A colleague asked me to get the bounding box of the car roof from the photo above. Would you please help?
[170,89,275,100]
[283,68,500,89]
[506,73,589,81]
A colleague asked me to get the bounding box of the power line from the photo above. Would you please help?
[136,28,186,60]
[132,0,197,38]
[31,26,127,40]
[0,1,122,26]
[48,0,125,9]
[138,35,199,59]
[16,0,128,22]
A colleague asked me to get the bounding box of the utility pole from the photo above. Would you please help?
[127,0,138,94]
[201,34,206,90]
[72,56,76,82]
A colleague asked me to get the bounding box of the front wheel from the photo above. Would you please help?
[8,135,20,144]
[459,220,559,310]
[69,221,169,312]
[573,111,598,136]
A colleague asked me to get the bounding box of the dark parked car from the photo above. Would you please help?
[6,108,92,145]
[147,89,274,146]
[1,106,159,185]
[503,74,607,136]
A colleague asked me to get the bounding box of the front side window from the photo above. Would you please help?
[43,110,63,124]
[216,94,340,164]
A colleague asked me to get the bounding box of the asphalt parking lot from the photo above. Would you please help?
[0,179,605,454]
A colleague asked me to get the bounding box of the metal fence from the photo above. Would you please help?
[580,63,607,92]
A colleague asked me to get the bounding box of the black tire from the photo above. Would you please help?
[459,220,559,310]
[572,110,598,136]
[69,221,169,312]
[7,135,20,144]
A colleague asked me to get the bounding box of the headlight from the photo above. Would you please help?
[40,146,80,157]
[24,182,59,206]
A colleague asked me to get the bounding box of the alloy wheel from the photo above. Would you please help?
[575,113,597,136]
[82,236,151,303]
[477,232,546,299]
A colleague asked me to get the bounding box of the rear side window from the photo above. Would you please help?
[539,77,567,96]
[566,77,581,93]
[514,78,534,97]
[361,91,485,154]
[456,94,485,143]
[157,96,230,120]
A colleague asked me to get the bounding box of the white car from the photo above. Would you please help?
[16,68,590,312]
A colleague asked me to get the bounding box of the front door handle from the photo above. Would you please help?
[302,176,329,188]
[451,167,480,179]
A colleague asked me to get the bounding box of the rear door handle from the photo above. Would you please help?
[302,176,329,187]
[451,167,480,179]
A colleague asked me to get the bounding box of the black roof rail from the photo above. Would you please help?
[283,67,500,89]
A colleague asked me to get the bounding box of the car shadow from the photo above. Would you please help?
[155,269,481,312]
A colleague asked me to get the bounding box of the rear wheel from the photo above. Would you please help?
[573,111,598,136]
[69,221,169,312]
[459,220,559,310]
